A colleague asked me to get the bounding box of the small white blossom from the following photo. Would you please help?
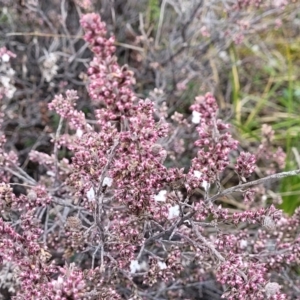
[251,45,259,52]
[194,170,202,178]
[168,205,180,219]
[265,282,281,298]
[46,170,55,177]
[1,53,10,62]
[130,260,147,273]
[202,180,210,191]
[87,187,95,201]
[158,261,167,270]
[194,171,210,191]
[76,129,83,138]
[219,51,229,62]
[52,276,64,289]
[263,216,276,231]
[40,52,59,82]
[1,76,10,88]
[192,111,201,124]
[6,86,16,99]
[130,260,140,273]
[103,177,113,187]
[239,240,248,249]
[154,190,167,202]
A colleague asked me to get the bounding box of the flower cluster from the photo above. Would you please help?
[218,257,286,300]
[235,152,256,181]
[48,90,88,131]
[188,93,238,186]
[257,124,286,174]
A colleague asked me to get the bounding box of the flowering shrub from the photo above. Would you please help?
[1,10,300,300]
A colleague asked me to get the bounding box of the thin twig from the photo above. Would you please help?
[93,139,119,234]
[96,139,119,197]
[6,32,144,52]
[6,31,80,38]
[43,207,49,244]
[155,0,167,48]
[53,117,64,187]
[292,147,300,169]
[3,166,36,185]
[207,169,300,203]
[92,244,101,269]
[192,222,225,262]
[192,222,248,282]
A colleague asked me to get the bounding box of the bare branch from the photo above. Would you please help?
[207,169,300,203]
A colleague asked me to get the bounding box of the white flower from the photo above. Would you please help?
[51,276,64,289]
[46,171,55,177]
[41,53,58,82]
[263,216,276,231]
[87,187,95,201]
[202,180,210,191]
[157,261,167,270]
[130,260,147,273]
[168,205,180,219]
[1,76,10,88]
[265,282,281,298]
[1,53,10,62]
[5,85,16,99]
[154,190,167,202]
[193,171,210,191]
[251,45,259,53]
[239,240,248,249]
[219,51,229,62]
[103,177,113,187]
[194,170,202,178]
[192,111,201,124]
[0,74,16,99]
[76,129,83,138]
[130,260,140,273]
